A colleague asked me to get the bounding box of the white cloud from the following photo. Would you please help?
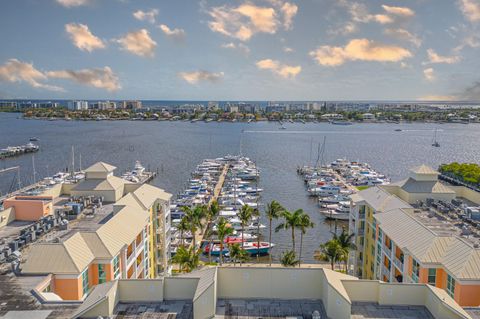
[133,9,159,24]
[116,29,156,57]
[47,66,120,91]
[458,0,480,22]
[283,46,294,53]
[221,42,250,55]
[281,2,298,30]
[418,95,456,101]
[423,68,435,81]
[256,59,301,78]
[384,28,422,47]
[65,23,105,52]
[158,24,186,40]
[309,38,412,67]
[0,59,63,91]
[56,0,89,7]
[381,5,415,17]
[178,71,224,84]
[425,48,461,64]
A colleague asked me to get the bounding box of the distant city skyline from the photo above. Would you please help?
[0,0,479,101]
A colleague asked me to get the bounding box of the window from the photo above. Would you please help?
[113,255,120,279]
[428,268,436,285]
[412,259,420,283]
[447,274,455,298]
[98,264,106,284]
[82,269,89,296]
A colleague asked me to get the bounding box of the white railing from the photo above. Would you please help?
[393,256,403,271]
[383,244,392,258]
[382,265,391,279]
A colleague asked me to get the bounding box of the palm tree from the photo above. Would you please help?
[183,205,206,249]
[206,201,220,262]
[314,239,342,270]
[275,209,303,251]
[228,243,249,266]
[333,227,356,272]
[280,250,299,267]
[172,246,200,273]
[237,205,254,249]
[265,200,284,266]
[216,217,234,266]
[177,216,190,247]
[298,213,315,267]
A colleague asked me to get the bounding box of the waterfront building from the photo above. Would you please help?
[0,161,171,302]
[90,100,116,110]
[68,100,88,111]
[121,100,142,109]
[349,165,480,307]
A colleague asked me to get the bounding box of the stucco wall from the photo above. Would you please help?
[0,207,15,228]
[164,277,198,300]
[118,280,164,302]
[379,283,425,306]
[217,267,323,300]
[451,186,480,205]
[342,280,379,302]
[193,283,216,319]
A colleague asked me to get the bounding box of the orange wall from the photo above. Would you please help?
[54,277,82,300]
[3,196,52,221]
[455,283,480,307]
[436,269,447,289]
[418,267,428,283]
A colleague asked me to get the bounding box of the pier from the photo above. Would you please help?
[0,143,39,159]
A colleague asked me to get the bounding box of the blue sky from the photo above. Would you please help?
[0,0,479,101]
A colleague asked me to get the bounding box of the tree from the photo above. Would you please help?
[280,250,299,267]
[228,243,249,266]
[275,209,303,251]
[265,200,284,266]
[314,239,343,270]
[182,205,206,249]
[237,205,254,249]
[172,246,200,273]
[298,213,315,267]
[177,216,190,247]
[216,217,234,266]
[333,228,356,272]
[206,200,220,262]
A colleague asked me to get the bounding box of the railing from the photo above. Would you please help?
[358,212,366,219]
[382,265,391,279]
[393,256,403,271]
[357,228,365,236]
[383,244,392,258]
[412,272,419,283]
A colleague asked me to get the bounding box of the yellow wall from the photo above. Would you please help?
[148,206,155,278]
[363,205,376,279]
[118,280,164,302]
[164,278,198,300]
[450,186,480,205]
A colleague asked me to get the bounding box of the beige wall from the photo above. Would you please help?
[0,207,15,228]
[320,271,351,319]
[70,190,117,203]
[397,188,455,204]
[40,183,63,197]
[164,278,198,300]
[193,283,216,319]
[118,280,163,302]
[217,267,323,300]
[379,283,425,306]
[451,186,480,205]
[342,280,379,302]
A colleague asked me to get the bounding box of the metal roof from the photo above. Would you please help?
[354,186,411,212]
[131,183,172,210]
[410,165,439,175]
[84,162,117,173]
[390,178,455,194]
[72,176,130,192]
[71,280,118,319]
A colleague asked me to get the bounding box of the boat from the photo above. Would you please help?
[308,185,341,197]
[204,241,274,256]
[394,129,402,132]
[320,203,350,221]
[29,137,39,141]
[432,128,440,147]
[331,120,353,125]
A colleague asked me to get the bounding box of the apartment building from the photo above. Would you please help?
[349,165,480,307]
[13,161,171,301]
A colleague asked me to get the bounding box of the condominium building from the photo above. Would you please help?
[349,165,480,307]
[67,100,89,111]
[1,161,171,302]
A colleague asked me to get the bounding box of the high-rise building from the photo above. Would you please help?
[68,100,89,111]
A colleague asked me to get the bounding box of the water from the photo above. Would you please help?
[1,112,480,262]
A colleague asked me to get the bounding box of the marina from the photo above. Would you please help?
[298,159,389,221]
[0,142,39,159]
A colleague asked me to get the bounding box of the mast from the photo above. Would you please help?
[32,155,37,184]
[71,145,75,176]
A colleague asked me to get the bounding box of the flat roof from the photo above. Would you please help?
[112,301,193,319]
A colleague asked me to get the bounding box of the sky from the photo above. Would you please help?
[0,0,479,101]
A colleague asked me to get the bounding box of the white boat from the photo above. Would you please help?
[308,185,341,197]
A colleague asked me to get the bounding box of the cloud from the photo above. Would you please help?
[384,28,422,47]
[458,0,480,22]
[158,24,186,40]
[418,95,457,101]
[425,48,461,64]
[309,38,412,66]
[116,29,156,57]
[65,23,105,52]
[47,66,120,91]
[56,0,89,7]
[256,59,301,78]
[0,59,63,91]
[178,70,224,84]
[206,1,297,41]
[283,46,294,53]
[221,42,250,55]
[281,2,298,30]
[133,9,159,24]
[381,5,415,17]
[423,68,435,81]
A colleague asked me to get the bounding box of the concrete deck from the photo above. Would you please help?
[351,302,434,319]
[215,299,328,319]
[112,301,193,319]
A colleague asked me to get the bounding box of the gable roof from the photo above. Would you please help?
[131,183,172,210]
[411,165,439,175]
[84,162,116,173]
[355,186,411,212]
[72,176,130,192]
[390,178,455,194]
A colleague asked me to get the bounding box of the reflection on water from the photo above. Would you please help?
[1,113,480,262]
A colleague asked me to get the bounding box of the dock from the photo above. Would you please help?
[0,143,39,160]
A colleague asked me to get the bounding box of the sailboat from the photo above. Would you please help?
[432,128,440,147]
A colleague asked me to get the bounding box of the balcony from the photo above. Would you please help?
[358,212,366,219]
[393,256,403,271]
[383,244,392,258]
[382,265,391,280]
[357,228,365,236]
[412,272,419,283]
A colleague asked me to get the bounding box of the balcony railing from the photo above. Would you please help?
[383,244,392,258]
[393,256,403,271]
[358,212,366,219]
[412,272,419,283]
[357,228,365,236]
[382,265,391,280]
